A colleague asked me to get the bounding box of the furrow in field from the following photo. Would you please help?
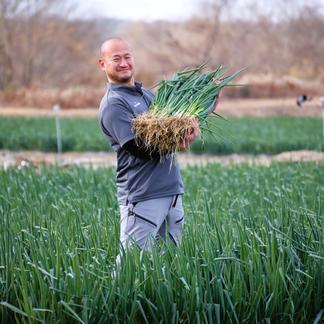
[0,150,323,169]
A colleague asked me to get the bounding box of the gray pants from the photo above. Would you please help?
[119,194,184,251]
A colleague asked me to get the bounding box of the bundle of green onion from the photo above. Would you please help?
[132,64,241,156]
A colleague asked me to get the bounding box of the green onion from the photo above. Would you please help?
[132,64,242,156]
[150,64,241,123]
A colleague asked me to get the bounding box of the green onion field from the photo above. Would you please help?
[0,1,323,322]
[0,116,322,154]
[1,163,323,323]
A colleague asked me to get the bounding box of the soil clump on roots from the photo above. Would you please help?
[132,112,200,156]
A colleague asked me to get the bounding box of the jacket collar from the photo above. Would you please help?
[108,81,143,95]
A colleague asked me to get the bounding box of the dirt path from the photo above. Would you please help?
[1,150,323,169]
[0,97,322,117]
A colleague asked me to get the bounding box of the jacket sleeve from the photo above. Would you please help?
[123,139,161,160]
[101,97,135,147]
[101,96,161,160]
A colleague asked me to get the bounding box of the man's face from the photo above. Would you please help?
[99,40,135,84]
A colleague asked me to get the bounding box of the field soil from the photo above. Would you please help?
[1,150,323,169]
[0,97,323,117]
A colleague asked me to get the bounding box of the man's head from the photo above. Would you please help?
[99,38,135,85]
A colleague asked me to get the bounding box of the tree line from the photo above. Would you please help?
[0,0,323,96]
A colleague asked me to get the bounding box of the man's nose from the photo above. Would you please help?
[119,58,128,67]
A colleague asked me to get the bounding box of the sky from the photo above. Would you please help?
[72,0,324,22]
[73,0,199,22]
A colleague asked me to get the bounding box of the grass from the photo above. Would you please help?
[0,162,323,323]
[0,116,322,154]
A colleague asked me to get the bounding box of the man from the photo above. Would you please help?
[98,38,202,252]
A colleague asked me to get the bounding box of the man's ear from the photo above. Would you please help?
[98,58,106,71]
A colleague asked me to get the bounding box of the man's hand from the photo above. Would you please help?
[178,118,200,151]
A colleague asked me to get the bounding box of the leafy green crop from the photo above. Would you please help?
[151,64,240,121]
[0,116,322,154]
[0,163,323,323]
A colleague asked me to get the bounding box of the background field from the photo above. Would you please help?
[1,163,323,323]
[0,116,322,154]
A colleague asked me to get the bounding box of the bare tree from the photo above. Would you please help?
[1,0,323,94]
[0,0,99,89]
[0,0,20,88]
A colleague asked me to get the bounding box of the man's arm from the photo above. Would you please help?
[102,97,200,157]
[123,139,160,160]
[125,119,199,156]
[101,96,161,160]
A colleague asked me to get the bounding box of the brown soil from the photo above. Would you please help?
[0,97,323,118]
[1,150,323,170]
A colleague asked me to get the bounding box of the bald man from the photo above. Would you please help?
[98,38,195,253]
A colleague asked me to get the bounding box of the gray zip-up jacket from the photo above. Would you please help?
[98,81,184,205]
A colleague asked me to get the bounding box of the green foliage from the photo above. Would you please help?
[0,116,322,154]
[151,64,241,125]
[192,116,324,154]
[0,117,109,152]
[0,163,323,323]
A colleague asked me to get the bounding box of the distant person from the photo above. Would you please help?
[296,94,312,108]
[97,38,220,256]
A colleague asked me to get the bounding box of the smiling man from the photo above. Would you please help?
[98,38,197,254]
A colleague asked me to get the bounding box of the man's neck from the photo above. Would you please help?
[109,78,135,87]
